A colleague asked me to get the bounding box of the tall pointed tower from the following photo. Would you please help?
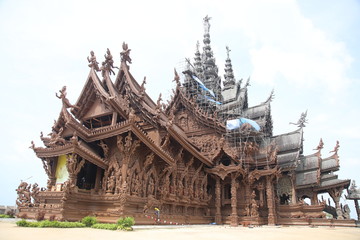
[201,15,222,101]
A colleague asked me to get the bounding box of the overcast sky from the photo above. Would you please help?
[0,0,359,218]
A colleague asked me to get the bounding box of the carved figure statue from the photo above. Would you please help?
[107,173,116,194]
[56,86,79,109]
[290,110,308,128]
[29,141,36,149]
[203,15,211,34]
[148,177,155,196]
[330,140,340,154]
[104,48,117,75]
[120,42,132,64]
[139,76,146,98]
[98,140,109,159]
[16,182,32,207]
[173,68,180,87]
[31,183,40,205]
[48,127,67,147]
[87,50,100,71]
[313,138,324,151]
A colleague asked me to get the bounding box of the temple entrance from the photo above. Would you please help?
[76,161,99,190]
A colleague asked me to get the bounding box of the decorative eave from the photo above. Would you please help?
[314,179,351,192]
[248,167,281,183]
[167,124,213,167]
[176,88,226,133]
[205,164,246,180]
[320,153,340,173]
[32,141,107,169]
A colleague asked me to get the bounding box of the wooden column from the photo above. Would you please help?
[328,188,344,219]
[354,199,360,221]
[230,174,238,226]
[215,177,222,224]
[266,176,276,225]
[311,191,318,205]
[94,167,102,191]
[112,112,118,126]
[291,182,297,204]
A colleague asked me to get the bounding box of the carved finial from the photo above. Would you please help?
[104,48,117,75]
[120,42,132,64]
[264,89,275,103]
[29,141,35,149]
[70,132,78,145]
[156,93,162,109]
[226,46,231,59]
[196,41,200,52]
[173,68,180,86]
[87,50,100,71]
[140,76,146,92]
[245,77,251,87]
[203,15,212,34]
[55,86,79,110]
[330,140,340,154]
[289,110,308,128]
[313,138,324,151]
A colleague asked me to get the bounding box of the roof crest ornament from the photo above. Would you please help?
[56,86,79,110]
[120,42,132,65]
[87,51,100,71]
[289,110,308,128]
[263,89,275,104]
[313,138,324,151]
[203,15,211,34]
[226,46,231,59]
[329,140,340,154]
[104,48,118,75]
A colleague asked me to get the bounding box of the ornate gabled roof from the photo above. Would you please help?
[271,128,303,170]
[315,172,350,192]
[72,68,111,120]
[321,154,340,173]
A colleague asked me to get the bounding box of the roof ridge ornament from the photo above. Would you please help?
[203,15,211,34]
[329,140,340,154]
[120,42,132,65]
[87,51,100,71]
[104,48,118,75]
[263,89,275,104]
[289,110,308,128]
[313,138,324,151]
[56,86,79,110]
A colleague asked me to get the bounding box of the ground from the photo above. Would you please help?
[1,220,360,240]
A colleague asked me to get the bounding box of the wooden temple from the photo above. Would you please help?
[17,17,356,226]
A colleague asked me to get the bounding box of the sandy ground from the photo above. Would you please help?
[1,220,360,240]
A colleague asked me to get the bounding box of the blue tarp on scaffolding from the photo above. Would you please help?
[226,118,260,131]
[191,75,216,98]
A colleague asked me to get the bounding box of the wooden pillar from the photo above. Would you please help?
[291,182,297,204]
[215,177,222,224]
[266,176,276,225]
[354,199,360,221]
[328,188,344,219]
[112,112,118,126]
[230,174,238,226]
[311,191,318,205]
[94,167,102,191]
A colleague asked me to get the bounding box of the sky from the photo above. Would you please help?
[0,0,359,219]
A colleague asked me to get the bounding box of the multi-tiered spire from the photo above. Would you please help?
[201,15,222,101]
[223,46,236,89]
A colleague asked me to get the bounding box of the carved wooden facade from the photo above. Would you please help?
[19,18,355,226]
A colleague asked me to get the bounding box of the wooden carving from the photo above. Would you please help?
[66,154,85,187]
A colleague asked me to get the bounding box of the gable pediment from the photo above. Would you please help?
[82,98,112,120]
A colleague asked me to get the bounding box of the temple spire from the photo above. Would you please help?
[223,46,236,89]
[201,15,221,101]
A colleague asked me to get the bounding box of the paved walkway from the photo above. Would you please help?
[1,220,360,240]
